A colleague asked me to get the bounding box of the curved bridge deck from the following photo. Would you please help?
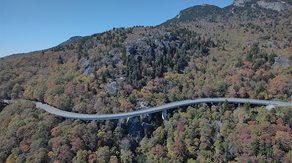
[4,98,292,121]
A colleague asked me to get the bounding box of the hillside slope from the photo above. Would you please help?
[0,0,292,162]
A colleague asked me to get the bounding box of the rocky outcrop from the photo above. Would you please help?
[267,41,277,48]
[82,66,95,75]
[150,34,161,40]
[143,45,154,56]
[135,40,146,48]
[273,56,292,67]
[104,56,122,65]
[123,32,181,57]
[231,0,291,11]
[109,49,120,55]
[103,57,111,64]
[163,41,171,49]
[106,82,119,93]
[135,54,142,62]
[155,49,164,55]
[231,0,251,7]
[81,59,95,75]
[81,59,91,69]
[123,32,179,57]
[155,39,165,49]
[116,77,126,84]
[257,1,291,11]
[125,101,154,141]
[164,32,175,42]
[112,56,122,64]
[126,46,134,56]
[182,43,189,51]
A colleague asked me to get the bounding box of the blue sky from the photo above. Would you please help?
[0,0,233,57]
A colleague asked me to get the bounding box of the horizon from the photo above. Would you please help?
[0,0,233,58]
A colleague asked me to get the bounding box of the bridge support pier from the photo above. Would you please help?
[238,103,240,108]
[162,110,167,120]
[118,119,121,127]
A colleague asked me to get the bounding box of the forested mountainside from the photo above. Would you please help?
[0,0,292,162]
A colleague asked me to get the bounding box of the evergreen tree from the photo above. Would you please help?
[58,55,64,64]
[251,138,259,156]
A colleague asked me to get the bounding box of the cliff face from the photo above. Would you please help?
[231,0,291,11]
[257,1,291,11]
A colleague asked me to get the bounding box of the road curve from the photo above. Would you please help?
[4,98,292,121]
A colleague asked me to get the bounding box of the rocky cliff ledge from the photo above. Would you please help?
[231,0,291,11]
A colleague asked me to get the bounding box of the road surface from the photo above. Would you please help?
[4,98,292,120]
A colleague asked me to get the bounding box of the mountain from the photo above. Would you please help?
[162,0,292,25]
[0,36,83,61]
[0,0,292,162]
[57,36,83,47]
[162,4,224,25]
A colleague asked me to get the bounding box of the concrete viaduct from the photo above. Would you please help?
[4,98,292,127]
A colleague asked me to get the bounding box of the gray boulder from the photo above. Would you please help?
[163,41,171,49]
[103,57,111,64]
[106,82,119,94]
[81,59,95,75]
[112,56,122,64]
[251,3,256,8]
[82,66,95,75]
[182,43,189,50]
[81,59,91,69]
[109,49,120,55]
[273,57,292,67]
[257,1,291,11]
[135,54,142,62]
[164,32,175,42]
[126,46,134,56]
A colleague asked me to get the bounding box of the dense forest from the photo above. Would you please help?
[1,0,292,162]
[1,99,292,162]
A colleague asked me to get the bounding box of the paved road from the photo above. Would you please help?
[4,98,292,120]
